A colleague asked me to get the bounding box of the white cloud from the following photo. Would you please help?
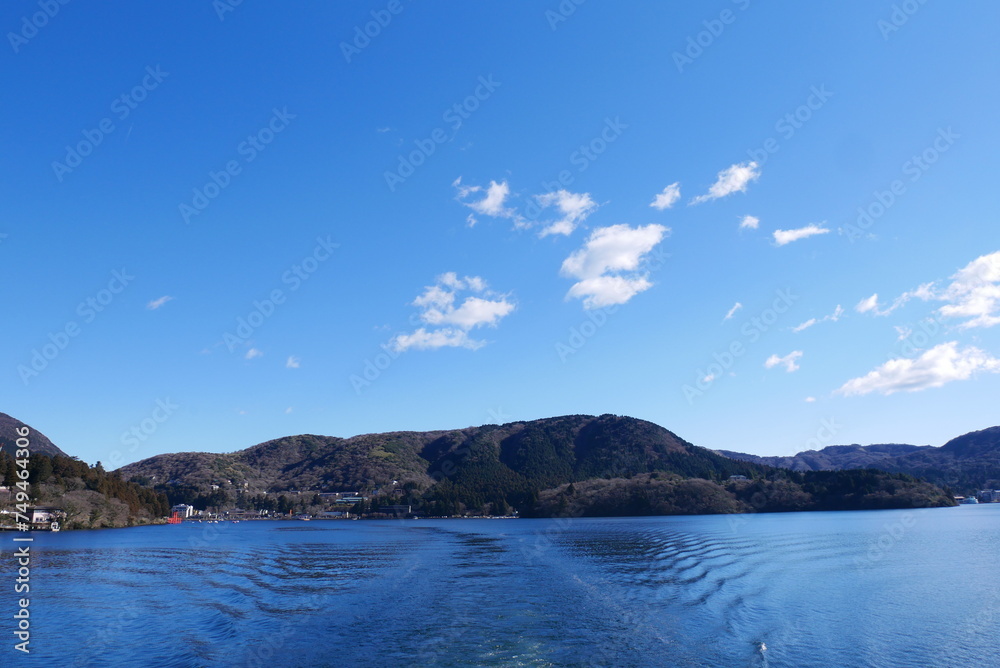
[691,161,760,204]
[565,275,653,309]
[147,295,174,310]
[773,223,830,246]
[650,182,681,210]
[793,304,843,332]
[391,327,484,352]
[792,318,817,333]
[764,350,803,373]
[453,178,514,219]
[422,295,514,329]
[804,396,817,403]
[854,253,1000,327]
[285,407,293,414]
[701,373,717,383]
[855,285,931,317]
[936,251,1000,329]
[536,190,598,237]
[724,302,743,321]
[836,342,1000,396]
[739,215,759,230]
[245,348,262,360]
[392,274,514,352]
[856,293,881,314]
[286,356,300,369]
[560,224,668,309]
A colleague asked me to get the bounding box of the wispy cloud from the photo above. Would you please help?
[764,350,803,373]
[855,284,934,317]
[245,348,263,360]
[536,190,598,237]
[690,161,760,204]
[773,223,830,246]
[453,177,514,226]
[391,273,515,352]
[793,305,844,332]
[854,253,1000,327]
[147,295,174,310]
[836,342,1000,396]
[560,224,668,309]
[650,182,681,210]
[724,302,743,321]
[286,356,300,369]
[739,215,759,230]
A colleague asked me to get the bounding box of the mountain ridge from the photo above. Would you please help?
[0,411,68,458]
[718,425,1000,493]
[118,414,956,516]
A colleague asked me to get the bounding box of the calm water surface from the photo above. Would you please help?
[4,506,999,667]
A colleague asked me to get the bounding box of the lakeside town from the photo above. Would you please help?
[3,485,998,531]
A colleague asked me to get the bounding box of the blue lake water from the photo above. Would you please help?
[3,506,999,667]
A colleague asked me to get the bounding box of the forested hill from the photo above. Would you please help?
[719,425,1000,494]
[0,451,169,529]
[120,414,954,516]
[0,411,67,458]
[120,414,757,500]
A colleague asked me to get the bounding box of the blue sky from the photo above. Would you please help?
[3,1,999,468]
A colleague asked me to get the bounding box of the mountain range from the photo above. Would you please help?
[10,410,996,522]
[117,414,959,517]
[718,425,1000,494]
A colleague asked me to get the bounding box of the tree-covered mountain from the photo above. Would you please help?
[0,450,169,529]
[0,411,67,458]
[530,469,954,518]
[718,426,1000,494]
[120,414,956,516]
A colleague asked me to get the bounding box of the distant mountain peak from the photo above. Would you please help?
[0,411,68,458]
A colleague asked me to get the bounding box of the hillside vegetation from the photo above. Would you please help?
[120,414,957,517]
[0,451,169,529]
[720,426,1000,494]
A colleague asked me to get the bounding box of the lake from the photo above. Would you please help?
[4,506,999,667]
